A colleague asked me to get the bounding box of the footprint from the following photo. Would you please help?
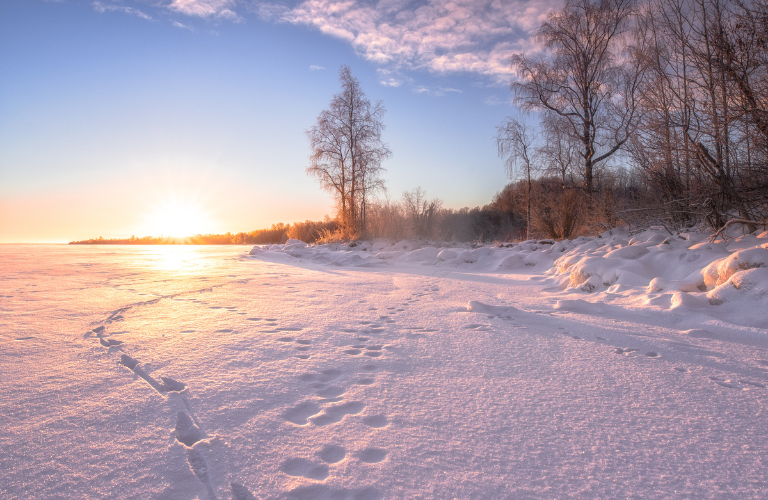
[99,338,123,347]
[362,364,379,372]
[356,378,375,385]
[344,349,363,355]
[356,337,369,341]
[310,401,365,426]
[740,380,766,388]
[362,415,388,428]
[298,373,317,382]
[358,448,388,463]
[296,346,311,352]
[318,369,343,383]
[297,354,311,359]
[674,367,687,373]
[284,401,322,425]
[120,354,139,369]
[215,329,233,333]
[186,449,216,499]
[317,386,346,398]
[279,458,329,480]
[231,483,256,500]
[296,339,311,345]
[317,444,347,464]
[161,377,186,392]
[366,345,383,351]
[364,352,383,358]
[175,412,205,446]
[715,381,743,390]
[614,348,637,355]
[277,337,294,342]
[246,318,261,321]
[645,352,660,358]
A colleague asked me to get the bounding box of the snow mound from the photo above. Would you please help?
[466,300,519,315]
[249,228,768,325]
[707,267,768,305]
[702,247,768,288]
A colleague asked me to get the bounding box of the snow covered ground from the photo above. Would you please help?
[2,230,767,499]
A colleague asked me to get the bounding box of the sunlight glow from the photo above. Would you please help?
[144,194,216,238]
[151,245,206,271]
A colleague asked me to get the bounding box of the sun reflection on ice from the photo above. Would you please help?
[150,245,208,272]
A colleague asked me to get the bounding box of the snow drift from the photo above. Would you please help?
[251,227,768,327]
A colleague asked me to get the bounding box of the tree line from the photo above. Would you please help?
[307,0,767,242]
[496,0,768,238]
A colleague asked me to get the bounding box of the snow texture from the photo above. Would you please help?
[1,231,767,499]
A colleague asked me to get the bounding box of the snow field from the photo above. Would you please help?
[1,238,767,499]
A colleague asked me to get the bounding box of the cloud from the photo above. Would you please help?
[271,0,559,81]
[414,85,462,96]
[172,20,197,30]
[89,0,556,85]
[92,1,153,20]
[309,64,326,70]
[168,0,244,21]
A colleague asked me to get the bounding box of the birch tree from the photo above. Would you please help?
[306,66,390,237]
[510,0,644,199]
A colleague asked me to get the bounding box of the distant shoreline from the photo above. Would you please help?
[69,235,245,245]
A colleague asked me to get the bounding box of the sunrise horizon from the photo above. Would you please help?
[0,0,541,244]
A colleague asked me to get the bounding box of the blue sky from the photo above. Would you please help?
[0,0,557,242]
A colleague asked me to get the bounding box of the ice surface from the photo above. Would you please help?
[2,237,767,499]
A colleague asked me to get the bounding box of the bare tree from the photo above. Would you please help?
[510,0,644,200]
[497,117,538,239]
[402,188,443,238]
[307,66,391,237]
[539,114,581,187]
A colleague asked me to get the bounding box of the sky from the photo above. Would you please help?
[0,0,560,243]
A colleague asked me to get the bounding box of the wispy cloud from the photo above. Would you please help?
[272,0,557,82]
[309,64,325,70]
[172,20,197,31]
[168,0,243,21]
[89,0,554,86]
[414,85,462,96]
[92,1,153,21]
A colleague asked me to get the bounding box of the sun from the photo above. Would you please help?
[144,195,216,238]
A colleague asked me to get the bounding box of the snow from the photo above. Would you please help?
[2,232,768,499]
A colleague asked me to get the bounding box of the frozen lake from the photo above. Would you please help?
[2,243,767,499]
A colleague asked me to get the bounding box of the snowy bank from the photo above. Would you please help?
[251,229,768,328]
